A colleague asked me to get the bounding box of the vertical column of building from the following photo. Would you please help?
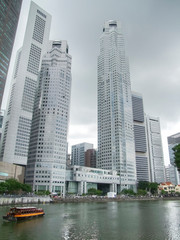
[132,92,150,182]
[146,115,165,183]
[0,0,22,107]
[0,2,51,166]
[97,20,136,191]
[26,40,72,195]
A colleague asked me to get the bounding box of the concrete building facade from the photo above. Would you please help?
[0,2,51,165]
[97,20,136,191]
[0,161,25,183]
[25,40,72,195]
[66,165,119,195]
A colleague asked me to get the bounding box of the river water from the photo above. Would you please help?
[0,200,180,240]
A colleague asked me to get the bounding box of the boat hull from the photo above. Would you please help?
[3,212,45,221]
[2,206,45,222]
[3,215,17,222]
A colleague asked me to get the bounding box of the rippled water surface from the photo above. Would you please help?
[0,200,180,240]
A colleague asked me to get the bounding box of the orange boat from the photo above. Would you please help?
[3,207,45,221]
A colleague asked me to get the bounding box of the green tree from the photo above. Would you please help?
[0,182,8,193]
[0,178,32,194]
[87,188,103,196]
[161,189,166,195]
[137,181,149,191]
[88,188,97,195]
[21,183,32,193]
[137,189,147,196]
[137,181,158,195]
[96,190,103,196]
[149,182,158,194]
[121,189,136,195]
[35,190,50,195]
[5,178,21,193]
[173,143,180,171]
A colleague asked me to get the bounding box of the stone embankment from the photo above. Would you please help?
[0,195,52,206]
[52,195,180,203]
[1,195,180,205]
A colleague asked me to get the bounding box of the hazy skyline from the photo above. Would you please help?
[3,0,180,165]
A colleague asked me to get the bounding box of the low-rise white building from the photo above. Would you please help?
[66,165,120,195]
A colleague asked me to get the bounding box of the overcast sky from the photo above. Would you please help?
[3,0,180,165]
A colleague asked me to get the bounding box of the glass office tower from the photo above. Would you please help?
[0,2,51,165]
[97,20,136,191]
[26,40,72,195]
[0,0,22,107]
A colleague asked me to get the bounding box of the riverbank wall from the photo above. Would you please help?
[0,196,52,206]
[52,196,180,203]
[1,195,180,206]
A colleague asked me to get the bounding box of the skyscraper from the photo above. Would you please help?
[71,142,93,166]
[165,164,179,185]
[85,149,96,168]
[0,0,22,107]
[0,2,51,165]
[25,40,72,194]
[167,132,180,165]
[146,115,165,183]
[97,20,136,191]
[132,92,150,182]
[167,132,180,184]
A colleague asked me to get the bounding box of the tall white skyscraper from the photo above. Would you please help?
[97,20,136,191]
[146,115,165,183]
[0,2,51,165]
[25,40,72,195]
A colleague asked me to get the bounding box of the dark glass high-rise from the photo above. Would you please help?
[0,0,22,107]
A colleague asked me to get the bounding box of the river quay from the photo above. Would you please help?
[1,194,180,206]
[0,195,52,206]
[53,195,180,203]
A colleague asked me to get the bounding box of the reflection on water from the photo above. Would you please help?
[164,201,180,239]
[0,201,180,240]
